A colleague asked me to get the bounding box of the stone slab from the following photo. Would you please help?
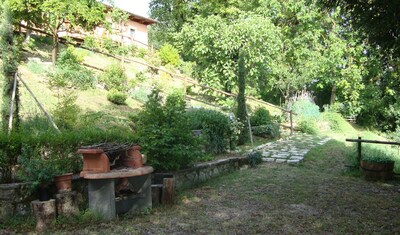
[287,160,300,164]
[262,158,275,162]
[275,159,287,163]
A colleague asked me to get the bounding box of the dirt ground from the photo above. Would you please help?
[5,140,400,234]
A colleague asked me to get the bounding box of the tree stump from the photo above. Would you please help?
[161,178,175,205]
[31,199,56,232]
[55,191,79,216]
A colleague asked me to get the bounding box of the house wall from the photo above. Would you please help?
[93,16,149,48]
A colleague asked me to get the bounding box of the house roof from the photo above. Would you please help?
[103,3,157,25]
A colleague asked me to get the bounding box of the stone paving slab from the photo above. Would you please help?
[254,133,331,165]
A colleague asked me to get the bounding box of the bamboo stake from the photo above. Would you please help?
[17,75,61,133]
[7,73,18,134]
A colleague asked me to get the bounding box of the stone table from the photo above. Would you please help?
[82,166,154,219]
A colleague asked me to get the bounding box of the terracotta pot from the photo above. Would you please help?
[361,160,394,180]
[54,173,73,193]
[123,146,143,168]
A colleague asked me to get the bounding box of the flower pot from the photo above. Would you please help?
[361,160,394,180]
[54,173,73,193]
[123,146,143,168]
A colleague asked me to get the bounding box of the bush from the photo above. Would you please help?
[250,107,272,126]
[137,48,147,58]
[130,86,151,103]
[83,35,99,50]
[52,92,81,130]
[252,123,280,139]
[133,89,203,171]
[292,99,321,121]
[107,89,128,105]
[101,64,128,91]
[159,43,180,66]
[186,108,232,154]
[298,119,319,134]
[1,126,136,184]
[48,47,96,90]
[247,151,262,168]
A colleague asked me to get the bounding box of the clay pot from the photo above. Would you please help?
[123,146,143,168]
[361,160,394,180]
[54,173,73,193]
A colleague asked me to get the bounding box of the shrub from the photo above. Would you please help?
[159,43,180,66]
[101,64,128,91]
[252,123,280,139]
[48,47,96,90]
[186,108,232,154]
[247,151,262,168]
[52,92,81,130]
[107,89,127,105]
[291,99,321,121]
[130,86,152,103]
[250,107,272,126]
[298,119,319,134]
[137,48,147,58]
[133,89,203,171]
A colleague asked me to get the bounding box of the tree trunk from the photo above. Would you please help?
[330,84,337,105]
[52,33,59,65]
[24,21,31,43]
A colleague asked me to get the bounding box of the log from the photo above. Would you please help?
[55,191,79,216]
[161,178,175,205]
[151,184,163,206]
[31,199,56,232]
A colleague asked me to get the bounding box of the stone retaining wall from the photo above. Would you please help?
[161,157,248,190]
[0,182,34,218]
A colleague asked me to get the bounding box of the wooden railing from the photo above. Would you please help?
[345,137,400,166]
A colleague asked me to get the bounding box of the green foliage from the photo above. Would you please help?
[251,124,280,139]
[237,51,248,145]
[130,86,152,103]
[107,89,128,105]
[133,89,203,171]
[83,35,98,49]
[137,48,147,58]
[52,92,81,130]
[159,43,180,66]
[101,64,128,92]
[247,151,262,168]
[292,98,321,122]
[298,119,319,134]
[48,47,96,90]
[250,107,272,126]
[186,108,232,154]
[0,132,20,183]
[361,145,395,164]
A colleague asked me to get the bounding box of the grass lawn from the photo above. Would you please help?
[5,138,400,234]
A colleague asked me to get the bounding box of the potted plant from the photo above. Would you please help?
[51,152,82,193]
[360,147,395,181]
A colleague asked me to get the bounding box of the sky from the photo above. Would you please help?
[114,0,151,17]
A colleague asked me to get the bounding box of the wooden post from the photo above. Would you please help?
[290,111,293,135]
[161,178,175,205]
[357,136,362,166]
[7,73,18,133]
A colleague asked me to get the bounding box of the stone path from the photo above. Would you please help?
[254,134,331,164]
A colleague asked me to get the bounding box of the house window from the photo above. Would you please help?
[130,28,136,39]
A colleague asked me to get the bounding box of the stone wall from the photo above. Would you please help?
[155,157,248,190]
[0,182,34,218]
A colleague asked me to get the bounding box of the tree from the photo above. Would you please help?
[236,51,248,145]
[324,0,400,57]
[0,2,20,132]
[6,0,107,64]
[176,14,281,94]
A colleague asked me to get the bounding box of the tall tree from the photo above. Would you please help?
[236,51,248,145]
[0,2,20,131]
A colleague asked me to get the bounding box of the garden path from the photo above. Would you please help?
[254,133,331,164]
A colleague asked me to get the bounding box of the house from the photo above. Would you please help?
[57,7,157,48]
[94,9,157,48]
